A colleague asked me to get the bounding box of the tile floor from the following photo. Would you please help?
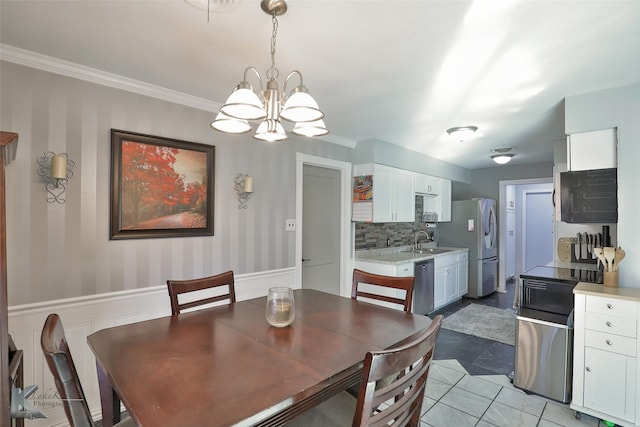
[420,359,603,427]
[424,280,610,427]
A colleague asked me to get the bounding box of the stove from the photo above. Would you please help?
[520,265,603,285]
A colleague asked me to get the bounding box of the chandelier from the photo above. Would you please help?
[211,0,328,141]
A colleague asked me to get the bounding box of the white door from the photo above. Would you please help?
[302,165,341,294]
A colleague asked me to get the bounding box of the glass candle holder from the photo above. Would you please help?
[266,287,295,327]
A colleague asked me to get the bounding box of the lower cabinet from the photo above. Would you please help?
[572,289,640,426]
[434,251,468,311]
[456,252,469,298]
[352,260,413,311]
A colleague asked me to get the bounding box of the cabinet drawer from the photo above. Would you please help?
[586,296,637,319]
[585,329,636,357]
[585,313,637,338]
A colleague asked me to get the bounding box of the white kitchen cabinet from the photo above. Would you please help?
[434,253,460,310]
[456,251,468,298]
[414,173,439,195]
[423,178,452,222]
[353,163,415,223]
[572,287,640,426]
[568,128,617,171]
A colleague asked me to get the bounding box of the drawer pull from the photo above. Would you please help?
[606,321,613,327]
[607,303,613,309]
[586,366,591,372]
[606,340,613,346]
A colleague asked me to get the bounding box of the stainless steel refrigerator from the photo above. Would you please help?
[438,198,498,298]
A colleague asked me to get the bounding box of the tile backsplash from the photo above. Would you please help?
[354,196,429,250]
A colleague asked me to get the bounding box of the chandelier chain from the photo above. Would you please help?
[266,12,279,81]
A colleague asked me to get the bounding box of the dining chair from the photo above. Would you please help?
[352,268,415,313]
[40,313,135,427]
[167,270,236,315]
[286,314,443,426]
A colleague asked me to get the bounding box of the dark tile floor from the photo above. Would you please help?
[430,279,517,376]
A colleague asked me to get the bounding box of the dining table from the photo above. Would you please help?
[87,288,433,427]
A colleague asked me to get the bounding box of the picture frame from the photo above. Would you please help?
[110,129,215,240]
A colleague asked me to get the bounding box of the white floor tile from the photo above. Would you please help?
[481,401,540,427]
[432,359,468,374]
[541,402,601,427]
[439,387,492,418]
[424,378,453,401]
[422,401,479,427]
[429,363,466,385]
[494,386,547,417]
[455,374,502,400]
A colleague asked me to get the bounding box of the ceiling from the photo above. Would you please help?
[1,0,639,170]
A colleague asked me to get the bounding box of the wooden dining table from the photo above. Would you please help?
[87,289,433,427]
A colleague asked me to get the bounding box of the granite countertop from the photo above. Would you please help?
[574,282,640,302]
[354,245,468,265]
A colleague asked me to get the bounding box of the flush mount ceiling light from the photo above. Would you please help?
[211,0,328,142]
[491,147,515,164]
[446,126,478,142]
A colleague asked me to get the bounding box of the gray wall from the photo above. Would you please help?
[1,61,352,305]
[565,83,640,287]
[452,162,554,201]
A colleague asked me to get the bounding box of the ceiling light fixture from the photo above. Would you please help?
[211,0,327,141]
[491,147,515,164]
[446,126,478,142]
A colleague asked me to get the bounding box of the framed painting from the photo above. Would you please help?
[110,129,215,240]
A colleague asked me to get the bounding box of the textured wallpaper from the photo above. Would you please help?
[1,61,352,305]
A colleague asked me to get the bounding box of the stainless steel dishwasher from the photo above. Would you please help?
[413,259,434,315]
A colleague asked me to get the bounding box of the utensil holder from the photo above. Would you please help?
[603,271,619,288]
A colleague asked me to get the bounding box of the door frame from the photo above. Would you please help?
[295,154,352,297]
[498,177,553,293]
[521,188,554,273]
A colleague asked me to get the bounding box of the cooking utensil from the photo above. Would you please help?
[613,247,626,271]
[575,233,581,261]
[582,232,589,260]
[588,234,594,258]
[557,238,574,262]
[603,247,615,272]
[593,247,606,269]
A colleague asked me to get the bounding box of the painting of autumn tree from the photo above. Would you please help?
[111,130,215,239]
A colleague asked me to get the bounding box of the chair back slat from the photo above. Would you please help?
[167,270,236,315]
[352,315,443,427]
[352,269,414,312]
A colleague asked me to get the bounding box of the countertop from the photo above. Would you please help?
[354,245,468,265]
[574,282,640,302]
[546,260,601,271]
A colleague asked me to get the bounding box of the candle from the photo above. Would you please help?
[51,155,67,179]
[243,176,253,193]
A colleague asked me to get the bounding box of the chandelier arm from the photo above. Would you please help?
[283,70,304,95]
[242,66,264,93]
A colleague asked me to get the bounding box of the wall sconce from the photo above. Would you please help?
[36,152,75,204]
[234,173,253,209]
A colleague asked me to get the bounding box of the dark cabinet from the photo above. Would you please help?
[560,168,617,223]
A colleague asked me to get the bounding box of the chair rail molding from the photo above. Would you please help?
[7,267,295,426]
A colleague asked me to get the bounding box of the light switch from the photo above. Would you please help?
[468,219,475,231]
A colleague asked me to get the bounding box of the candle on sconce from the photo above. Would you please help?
[243,175,253,193]
[51,155,67,179]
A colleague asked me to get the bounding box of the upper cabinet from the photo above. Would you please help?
[568,128,617,171]
[353,163,415,223]
[421,174,452,222]
[415,174,439,195]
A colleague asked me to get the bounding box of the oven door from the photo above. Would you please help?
[520,278,576,316]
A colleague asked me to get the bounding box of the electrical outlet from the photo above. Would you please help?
[285,219,296,231]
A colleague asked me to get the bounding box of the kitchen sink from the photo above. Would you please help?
[404,248,453,255]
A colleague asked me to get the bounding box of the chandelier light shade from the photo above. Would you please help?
[211,0,327,141]
[447,126,478,142]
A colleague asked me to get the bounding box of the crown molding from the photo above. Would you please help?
[0,43,220,113]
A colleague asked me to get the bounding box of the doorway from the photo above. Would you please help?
[498,178,554,292]
[295,154,352,297]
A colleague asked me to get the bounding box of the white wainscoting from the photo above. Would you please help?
[8,268,296,427]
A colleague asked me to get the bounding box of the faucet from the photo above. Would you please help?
[414,231,430,251]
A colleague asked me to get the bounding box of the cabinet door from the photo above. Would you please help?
[415,174,439,195]
[583,347,636,422]
[438,179,451,222]
[444,266,457,303]
[568,128,617,171]
[392,168,415,222]
[457,259,468,298]
[560,168,617,223]
[372,165,393,222]
[434,267,447,310]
